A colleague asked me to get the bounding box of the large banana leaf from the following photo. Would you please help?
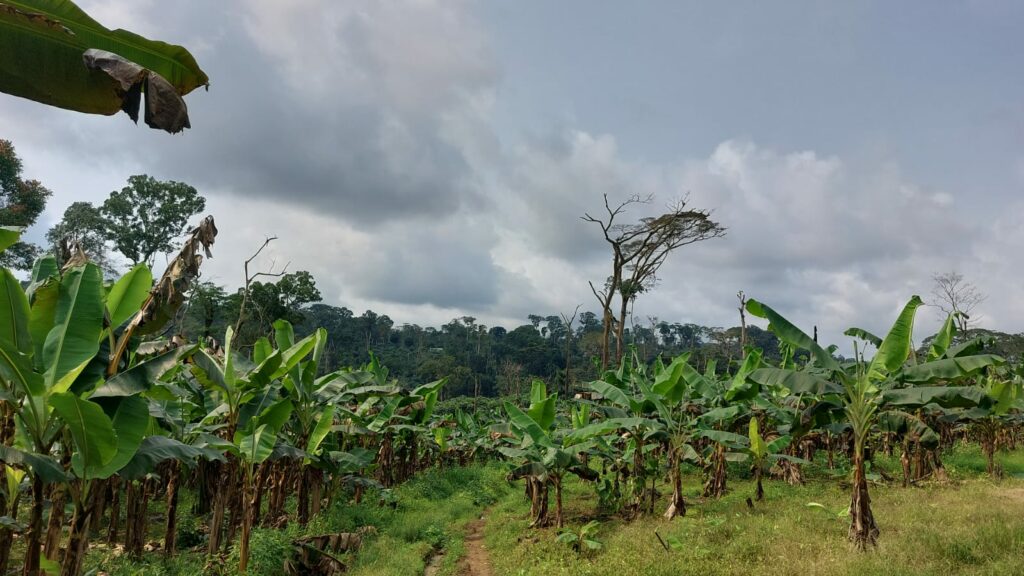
[118,436,215,480]
[0,226,19,252]
[747,367,842,396]
[237,424,276,465]
[0,268,30,355]
[898,355,1004,384]
[927,314,958,361]
[881,386,990,409]
[868,296,923,379]
[306,405,335,456]
[49,391,117,478]
[0,0,207,132]
[91,395,149,478]
[504,401,553,448]
[92,344,196,397]
[27,278,57,370]
[877,410,939,448]
[42,263,103,393]
[746,299,841,374]
[0,445,65,483]
[105,263,152,329]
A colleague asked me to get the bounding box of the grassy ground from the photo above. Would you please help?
[78,445,1024,575]
[483,445,1024,576]
[87,464,511,576]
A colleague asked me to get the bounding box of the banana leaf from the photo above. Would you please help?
[0,0,208,132]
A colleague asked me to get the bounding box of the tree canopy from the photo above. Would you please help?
[0,139,50,270]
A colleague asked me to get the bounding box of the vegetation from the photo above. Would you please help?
[1,203,1021,575]
[0,0,208,133]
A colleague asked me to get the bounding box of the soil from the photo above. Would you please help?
[457,514,493,576]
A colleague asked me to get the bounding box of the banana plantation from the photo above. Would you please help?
[0,223,1020,576]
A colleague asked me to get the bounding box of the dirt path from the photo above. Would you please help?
[458,514,493,576]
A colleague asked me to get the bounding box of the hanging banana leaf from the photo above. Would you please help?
[0,0,208,133]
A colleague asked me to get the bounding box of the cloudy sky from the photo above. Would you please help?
[3,0,1024,350]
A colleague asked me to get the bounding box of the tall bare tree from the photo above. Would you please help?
[930,271,986,334]
[583,193,725,367]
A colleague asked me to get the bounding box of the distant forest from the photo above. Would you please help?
[173,272,1024,399]
[171,272,785,398]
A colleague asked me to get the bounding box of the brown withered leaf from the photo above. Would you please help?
[82,48,191,133]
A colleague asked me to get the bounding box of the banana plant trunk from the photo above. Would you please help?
[238,465,260,574]
[554,475,564,529]
[106,478,120,545]
[754,465,764,502]
[527,477,549,528]
[125,479,150,558]
[44,483,68,561]
[849,453,879,550]
[60,481,96,576]
[22,475,45,576]
[703,443,727,499]
[663,448,686,519]
[208,459,234,555]
[164,461,180,557]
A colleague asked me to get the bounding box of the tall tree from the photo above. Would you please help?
[584,193,725,366]
[101,174,206,266]
[930,271,986,335]
[0,139,51,270]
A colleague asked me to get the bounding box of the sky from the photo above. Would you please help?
[2,0,1024,351]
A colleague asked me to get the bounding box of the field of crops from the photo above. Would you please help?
[1,5,1022,575]
[0,230,1021,575]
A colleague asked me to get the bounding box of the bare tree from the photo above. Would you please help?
[583,193,725,367]
[930,271,986,334]
[235,236,289,335]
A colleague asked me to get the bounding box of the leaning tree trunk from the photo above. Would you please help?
[849,453,879,550]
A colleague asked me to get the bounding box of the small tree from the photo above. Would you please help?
[101,174,206,266]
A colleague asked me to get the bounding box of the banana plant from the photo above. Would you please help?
[504,380,596,528]
[188,325,316,555]
[566,357,667,519]
[746,296,1001,549]
[743,418,805,502]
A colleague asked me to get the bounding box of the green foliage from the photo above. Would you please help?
[0,139,50,270]
[101,174,206,266]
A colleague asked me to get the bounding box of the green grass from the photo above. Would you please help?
[86,463,511,576]
[485,445,1024,576]
[76,446,1024,575]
